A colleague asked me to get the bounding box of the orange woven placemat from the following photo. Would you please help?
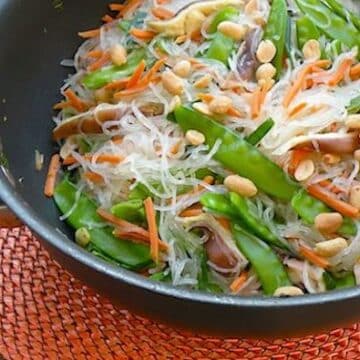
[1,227,360,360]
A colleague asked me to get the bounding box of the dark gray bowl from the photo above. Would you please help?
[1,0,359,338]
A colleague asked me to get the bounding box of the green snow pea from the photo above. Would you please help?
[245,118,274,146]
[128,183,152,201]
[200,192,239,219]
[296,16,320,49]
[291,189,357,236]
[111,199,145,224]
[263,0,288,79]
[347,95,360,115]
[149,270,172,282]
[205,32,235,65]
[174,105,300,201]
[208,6,239,34]
[229,192,288,250]
[197,250,223,293]
[83,48,146,89]
[323,271,356,290]
[295,0,360,50]
[232,224,291,295]
[54,179,152,269]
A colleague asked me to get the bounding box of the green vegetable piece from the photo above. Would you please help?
[83,48,146,89]
[229,192,288,250]
[197,250,222,293]
[347,95,360,115]
[296,16,320,49]
[323,271,356,290]
[208,6,239,34]
[263,0,288,79]
[175,106,299,201]
[75,227,91,247]
[200,193,239,218]
[111,199,145,224]
[321,0,360,31]
[291,189,356,236]
[54,179,152,269]
[245,118,275,146]
[118,20,132,32]
[205,32,235,66]
[295,0,360,50]
[149,270,172,282]
[232,224,291,295]
[128,183,151,201]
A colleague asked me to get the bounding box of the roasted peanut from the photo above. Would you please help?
[173,60,191,78]
[314,212,343,233]
[218,21,247,41]
[161,70,184,95]
[256,40,276,63]
[169,95,182,112]
[185,130,205,145]
[302,39,321,61]
[256,63,276,81]
[315,237,348,257]
[274,286,304,297]
[345,114,360,129]
[110,44,127,66]
[349,185,360,210]
[208,95,233,114]
[294,159,315,181]
[323,153,341,165]
[354,149,360,161]
[193,102,213,116]
[194,74,212,89]
[224,175,258,197]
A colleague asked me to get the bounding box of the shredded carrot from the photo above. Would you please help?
[102,14,114,23]
[126,60,146,89]
[190,29,202,42]
[327,58,353,87]
[109,3,125,11]
[175,35,187,44]
[78,29,100,38]
[64,89,86,112]
[119,0,143,18]
[288,102,307,118]
[86,49,103,59]
[230,271,248,293]
[217,217,231,230]
[251,87,261,119]
[299,245,329,269]
[130,28,157,41]
[307,185,359,218]
[227,106,244,118]
[63,154,124,165]
[84,171,104,184]
[44,154,60,197]
[151,6,174,20]
[137,58,167,86]
[144,197,161,263]
[157,0,171,4]
[288,149,310,175]
[179,208,203,217]
[87,52,111,72]
[53,101,71,110]
[350,63,360,80]
[197,93,214,103]
[111,135,123,144]
[318,180,344,195]
[113,84,149,100]
[104,77,130,90]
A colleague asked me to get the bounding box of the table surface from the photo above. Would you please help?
[0,226,360,360]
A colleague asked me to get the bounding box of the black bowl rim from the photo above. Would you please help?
[1,169,359,308]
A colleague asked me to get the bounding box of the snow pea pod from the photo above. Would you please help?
[111,199,145,224]
[208,6,239,33]
[295,0,360,50]
[263,0,288,79]
[174,105,300,201]
[197,249,223,293]
[200,192,239,219]
[232,224,291,295]
[245,118,274,146]
[54,179,152,269]
[347,95,360,115]
[296,16,320,49]
[323,271,356,290]
[83,48,146,89]
[291,189,356,236]
[229,192,288,250]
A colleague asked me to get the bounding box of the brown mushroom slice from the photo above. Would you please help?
[147,0,243,37]
[52,107,121,141]
[294,132,360,154]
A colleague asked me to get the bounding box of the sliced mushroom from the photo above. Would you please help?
[148,0,243,37]
[53,106,122,141]
[139,102,165,116]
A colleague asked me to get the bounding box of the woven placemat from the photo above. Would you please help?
[0,226,360,360]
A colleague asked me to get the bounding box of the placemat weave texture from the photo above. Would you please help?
[1,227,360,360]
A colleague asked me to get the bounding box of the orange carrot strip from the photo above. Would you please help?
[230,271,248,293]
[151,6,174,20]
[217,217,231,230]
[109,3,125,11]
[78,29,100,38]
[318,180,344,195]
[137,58,167,86]
[288,102,307,118]
[53,101,71,110]
[288,149,310,175]
[126,60,146,89]
[87,52,111,72]
[157,0,171,4]
[104,77,130,90]
[307,185,359,218]
[197,93,214,103]
[144,197,161,263]
[113,84,149,100]
[64,154,124,165]
[64,89,86,112]
[251,87,261,119]
[350,63,360,80]
[102,14,114,23]
[44,154,60,197]
[113,229,168,250]
[227,106,243,118]
[120,0,143,18]
[175,35,187,44]
[179,208,203,217]
[86,49,103,59]
[327,58,353,86]
[84,171,104,184]
[130,28,157,41]
[190,29,202,42]
[299,245,329,269]
[111,135,123,144]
